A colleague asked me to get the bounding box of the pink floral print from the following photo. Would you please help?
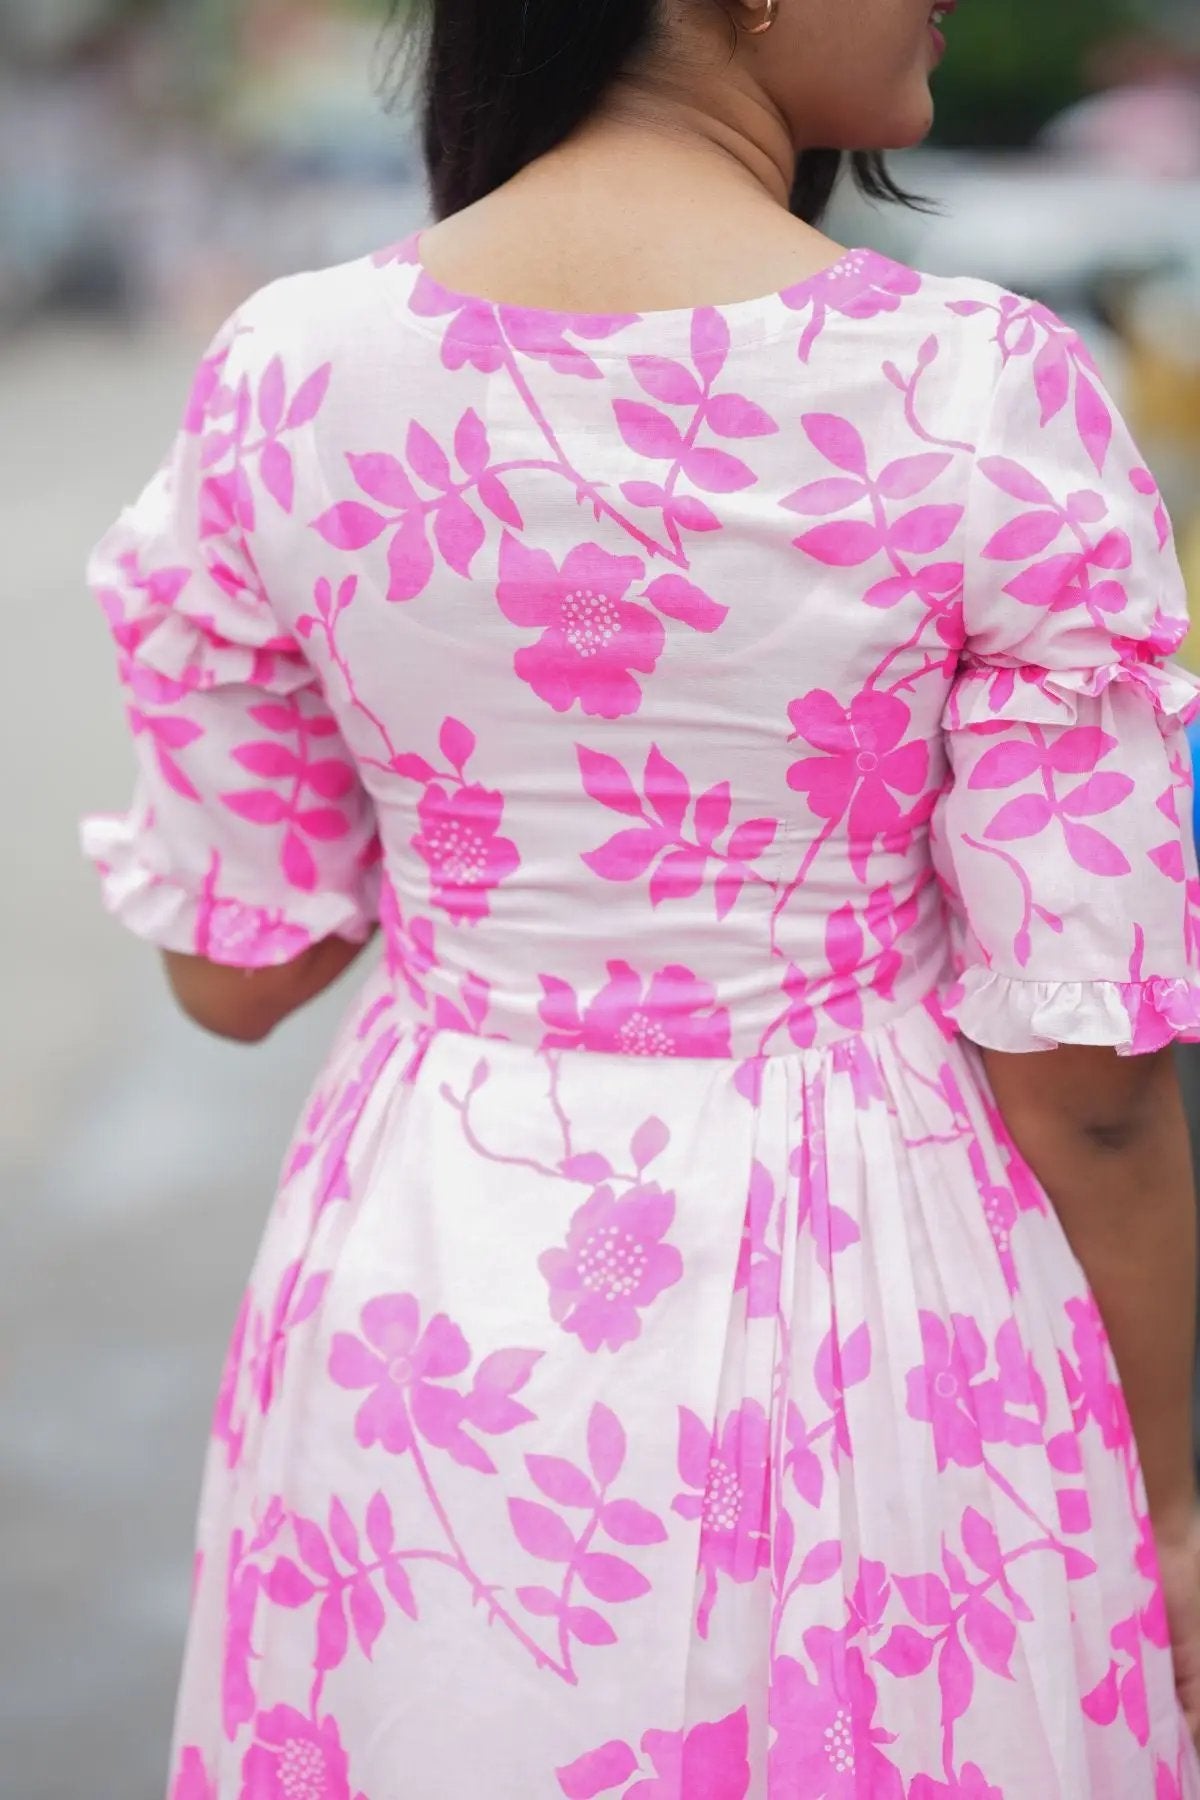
[85,234,1200,1795]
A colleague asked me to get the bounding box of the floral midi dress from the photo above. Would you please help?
[84,233,1200,1799]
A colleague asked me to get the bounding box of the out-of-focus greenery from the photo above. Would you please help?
[929,0,1139,147]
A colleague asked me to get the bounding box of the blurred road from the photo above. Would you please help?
[0,319,363,1800]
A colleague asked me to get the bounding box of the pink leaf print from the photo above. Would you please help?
[643,573,729,633]
[691,305,731,381]
[1062,820,1131,876]
[518,1584,561,1616]
[508,1498,577,1562]
[1033,336,1071,424]
[221,788,288,825]
[782,475,869,516]
[705,392,778,438]
[963,1593,1016,1677]
[387,510,435,602]
[582,828,664,881]
[961,1508,1002,1576]
[259,439,295,512]
[286,362,331,428]
[887,505,962,552]
[1045,726,1115,774]
[793,521,883,566]
[282,828,317,890]
[670,493,722,533]
[983,794,1054,841]
[601,1499,667,1546]
[875,452,951,497]
[434,496,486,575]
[439,716,476,771]
[896,1573,953,1626]
[478,472,523,528]
[171,1749,215,1800]
[650,847,708,905]
[1082,1660,1121,1726]
[629,355,703,406]
[557,1741,639,1799]
[349,1576,386,1658]
[577,746,645,818]
[631,1116,669,1170]
[365,1492,394,1558]
[526,1455,597,1508]
[980,456,1056,507]
[876,1624,937,1676]
[644,743,691,830]
[265,1557,316,1607]
[967,739,1045,789]
[1075,372,1114,475]
[727,818,777,861]
[803,412,869,475]
[681,446,756,493]
[1059,773,1134,817]
[566,1607,618,1646]
[578,1552,650,1603]
[313,501,388,549]
[798,1539,842,1584]
[257,356,286,434]
[588,1403,627,1485]
[939,1630,975,1724]
[407,421,452,489]
[982,510,1063,560]
[614,399,686,460]
[232,741,302,779]
[384,1560,418,1619]
[348,451,419,510]
[315,1590,348,1673]
[695,782,733,845]
[453,408,490,474]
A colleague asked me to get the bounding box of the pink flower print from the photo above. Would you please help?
[496,533,663,717]
[905,1312,986,1471]
[557,1710,751,1800]
[540,1184,684,1353]
[769,1632,903,1798]
[538,960,732,1057]
[673,1401,770,1635]
[787,689,928,878]
[909,1767,1003,1800]
[239,1707,351,1800]
[627,1710,752,1798]
[202,900,312,967]
[328,1292,471,1456]
[222,1539,261,1741]
[413,779,519,924]
[171,1749,216,1800]
[968,1140,1019,1294]
[1061,1294,1131,1454]
[733,1160,782,1319]
[785,249,921,322]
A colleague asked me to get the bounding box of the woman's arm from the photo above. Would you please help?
[982,1043,1198,1538]
[163,929,377,1044]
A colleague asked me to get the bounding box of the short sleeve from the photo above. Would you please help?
[936,305,1200,1053]
[81,307,380,967]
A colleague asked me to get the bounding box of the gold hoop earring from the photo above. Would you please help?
[740,0,779,34]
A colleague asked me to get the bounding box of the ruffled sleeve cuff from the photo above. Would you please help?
[942,966,1200,1056]
[82,810,379,969]
[944,653,1200,734]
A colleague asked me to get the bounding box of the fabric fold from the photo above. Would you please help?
[942,966,1200,1056]
[82,810,378,967]
[943,652,1200,735]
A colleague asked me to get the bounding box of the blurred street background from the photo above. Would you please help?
[2,1,1200,1796]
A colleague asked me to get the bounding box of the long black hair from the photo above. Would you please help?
[383,0,921,226]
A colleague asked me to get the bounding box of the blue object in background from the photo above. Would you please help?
[1189,720,1200,855]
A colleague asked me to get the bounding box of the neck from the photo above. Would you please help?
[564,62,796,211]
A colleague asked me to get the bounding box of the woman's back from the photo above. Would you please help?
[82,1,1200,1796]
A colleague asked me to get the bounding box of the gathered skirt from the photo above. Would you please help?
[167,967,1198,1799]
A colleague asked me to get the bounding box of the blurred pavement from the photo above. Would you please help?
[0,319,366,1800]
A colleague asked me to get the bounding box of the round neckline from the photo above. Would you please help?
[395,228,906,356]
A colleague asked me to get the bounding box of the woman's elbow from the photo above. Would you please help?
[162,952,293,1044]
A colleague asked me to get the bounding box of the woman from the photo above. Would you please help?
[84,0,1200,1794]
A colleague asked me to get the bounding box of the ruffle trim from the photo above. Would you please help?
[81,812,378,969]
[129,607,312,697]
[943,967,1200,1056]
[944,654,1200,733]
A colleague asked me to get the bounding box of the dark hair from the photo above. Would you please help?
[383,0,922,226]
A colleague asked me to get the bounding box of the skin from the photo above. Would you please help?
[175,0,1200,1734]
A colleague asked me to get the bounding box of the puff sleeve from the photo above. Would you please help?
[81,305,380,966]
[937,306,1200,1053]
